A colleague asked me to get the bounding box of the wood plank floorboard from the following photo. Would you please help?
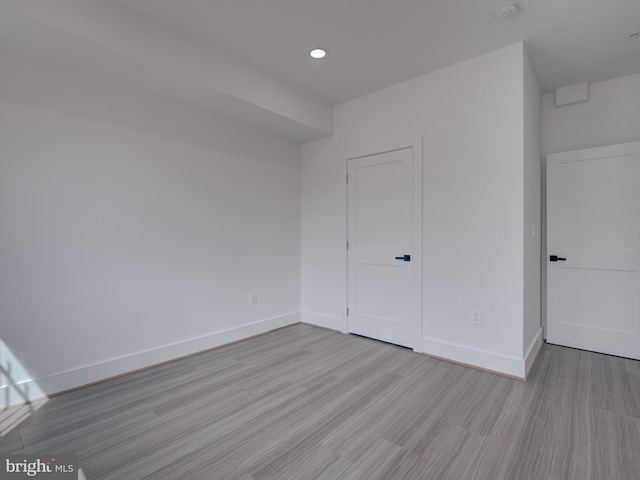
[2,323,639,479]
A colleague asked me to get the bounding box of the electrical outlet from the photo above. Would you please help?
[249,291,257,304]
[472,310,482,325]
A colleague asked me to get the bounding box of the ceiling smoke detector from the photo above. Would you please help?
[495,4,519,21]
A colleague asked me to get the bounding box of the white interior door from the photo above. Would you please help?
[547,141,640,359]
[347,147,413,348]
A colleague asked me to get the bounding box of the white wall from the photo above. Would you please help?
[540,72,640,331]
[522,48,543,370]
[302,43,534,376]
[0,42,301,398]
[542,73,640,155]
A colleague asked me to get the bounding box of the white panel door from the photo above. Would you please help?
[547,142,640,359]
[348,148,413,348]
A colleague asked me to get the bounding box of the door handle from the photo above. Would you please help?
[395,254,411,262]
[550,255,566,262]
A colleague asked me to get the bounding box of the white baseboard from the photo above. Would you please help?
[301,311,346,333]
[32,312,300,401]
[1,338,49,408]
[7,315,542,408]
[417,336,526,379]
[524,328,544,378]
[1,381,47,409]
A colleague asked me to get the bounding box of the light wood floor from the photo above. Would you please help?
[2,324,640,479]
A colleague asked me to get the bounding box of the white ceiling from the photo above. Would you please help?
[1,0,638,142]
[121,0,640,104]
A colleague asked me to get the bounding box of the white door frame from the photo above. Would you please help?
[546,141,640,358]
[345,135,423,350]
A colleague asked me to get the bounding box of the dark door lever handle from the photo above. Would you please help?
[550,255,566,262]
[395,255,411,262]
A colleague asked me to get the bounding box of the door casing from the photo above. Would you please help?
[345,137,423,350]
[546,141,640,359]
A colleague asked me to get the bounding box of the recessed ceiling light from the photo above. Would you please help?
[310,48,327,59]
[495,4,519,21]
